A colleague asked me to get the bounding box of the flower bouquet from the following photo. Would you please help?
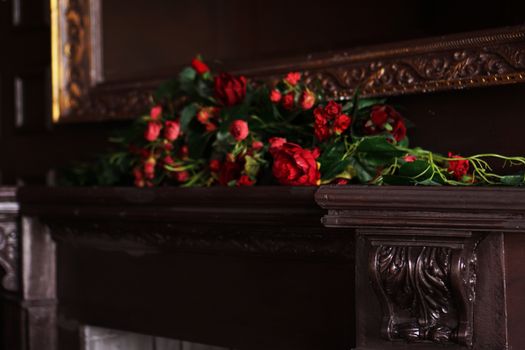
[66,56,525,187]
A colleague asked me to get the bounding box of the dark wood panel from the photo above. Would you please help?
[504,233,525,350]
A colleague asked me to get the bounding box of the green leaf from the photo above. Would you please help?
[321,159,351,181]
[180,104,198,132]
[356,136,406,158]
[348,157,374,183]
[187,130,212,159]
[382,175,414,185]
[500,175,525,186]
[398,160,433,181]
[357,98,387,110]
[244,155,260,178]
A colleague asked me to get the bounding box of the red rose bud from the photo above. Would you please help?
[334,178,348,185]
[229,119,249,141]
[144,122,162,142]
[150,105,162,120]
[236,175,255,186]
[284,72,301,86]
[175,171,190,182]
[133,167,143,180]
[370,106,389,126]
[219,160,243,185]
[205,122,217,132]
[163,155,175,165]
[333,114,351,135]
[197,108,211,124]
[271,143,321,186]
[270,89,282,103]
[164,120,180,141]
[314,107,331,141]
[447,153,469,180]
[214,73,247,106]
[403,154,417,162]
[282,92,295,110]
[300,90,316,110]
[209,159,221,173]
[144,158,156,179]
[252,140,264,151]
[180,145,189,159]
[268,137,287,155]
[191,57,210,75]
[324,101,342,119]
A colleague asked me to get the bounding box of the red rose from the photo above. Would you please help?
[270,89,282,103]
[175,171,190,182]
[214,73,247,106]
[300,90,316,110]
[179,145,189,159]
[229,119,249,141]
[133,167,145,187]
[334,178,348,185]
[205,122,217,132]
[370,106,389,126]
[191,57,209,75]
[219,160,243,185]
[164,120,180,141]
[333,114,351,134]
[163,155,175,165]
[197,108,211,124]
[314,107,331,142]
[403,154,417,162]
[150,105,162,120]
[447,153,469,180]
[209,159,221,173]
[145,122,162,142]
[284,72,301,86]
[236,175,255,186]
[144,158,156,179]
[269,137,287,155]
[282,92,295,110]
[324,101,342,119]
[392,118,407,142]
[252,140,264,151]
[365,105,407,142]
[271,143,321,186]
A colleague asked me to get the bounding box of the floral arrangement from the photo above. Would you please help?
[67,56,525,187]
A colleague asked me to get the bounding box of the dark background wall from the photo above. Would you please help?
[1,0,525,185]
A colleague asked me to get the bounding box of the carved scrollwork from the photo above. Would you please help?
[370,243,476,347]
[0,222,19,292]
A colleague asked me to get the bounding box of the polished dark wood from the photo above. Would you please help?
[316,185,525,349]
[18,186,355,350]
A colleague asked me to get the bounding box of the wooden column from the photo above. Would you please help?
[316,185,522,350]
[0,187,57,350]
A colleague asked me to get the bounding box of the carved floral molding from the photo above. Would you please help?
[51,0,525,122]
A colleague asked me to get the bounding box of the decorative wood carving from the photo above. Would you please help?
[51,0,525,123]
[365,231,479,347]
[0,222,19,292]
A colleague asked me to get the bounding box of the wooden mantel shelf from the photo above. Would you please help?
[3,186,525,349]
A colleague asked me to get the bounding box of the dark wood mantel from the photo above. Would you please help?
[2,186,525,349]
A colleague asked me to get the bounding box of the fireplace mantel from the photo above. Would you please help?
[2,186,525,349]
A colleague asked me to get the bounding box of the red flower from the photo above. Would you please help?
[180,145,189,159]
[403,154,417,162]
[191,57,210,75]
[334,178,348,185]
[284,72,301,86]
[269,137,287,155]
[219,160,243,185]
[270,89,282,103]
[314,107,331,142]
[324,101,342,119]
[145,122,162,142]
[282,92,295,110]
[229,119,249,141]
[163,155,175,165]
[175,171,190,182]
[300,90,316,110]
[237,175,255,186]
[370,106,389,126]
[150,105,162,120]
[447,153,469,180]
[197,108,211,124]
[333,114,351,134]
[209,159,221,173]
[252,140,264,151]
[214,73,247,106]
[365,105,407,142]
[144,158,156,179]
[271,143,321,186]
[205,122,217,132]
[164,120,180,141]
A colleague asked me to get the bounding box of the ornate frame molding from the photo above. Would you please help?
[51,0,525,123]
